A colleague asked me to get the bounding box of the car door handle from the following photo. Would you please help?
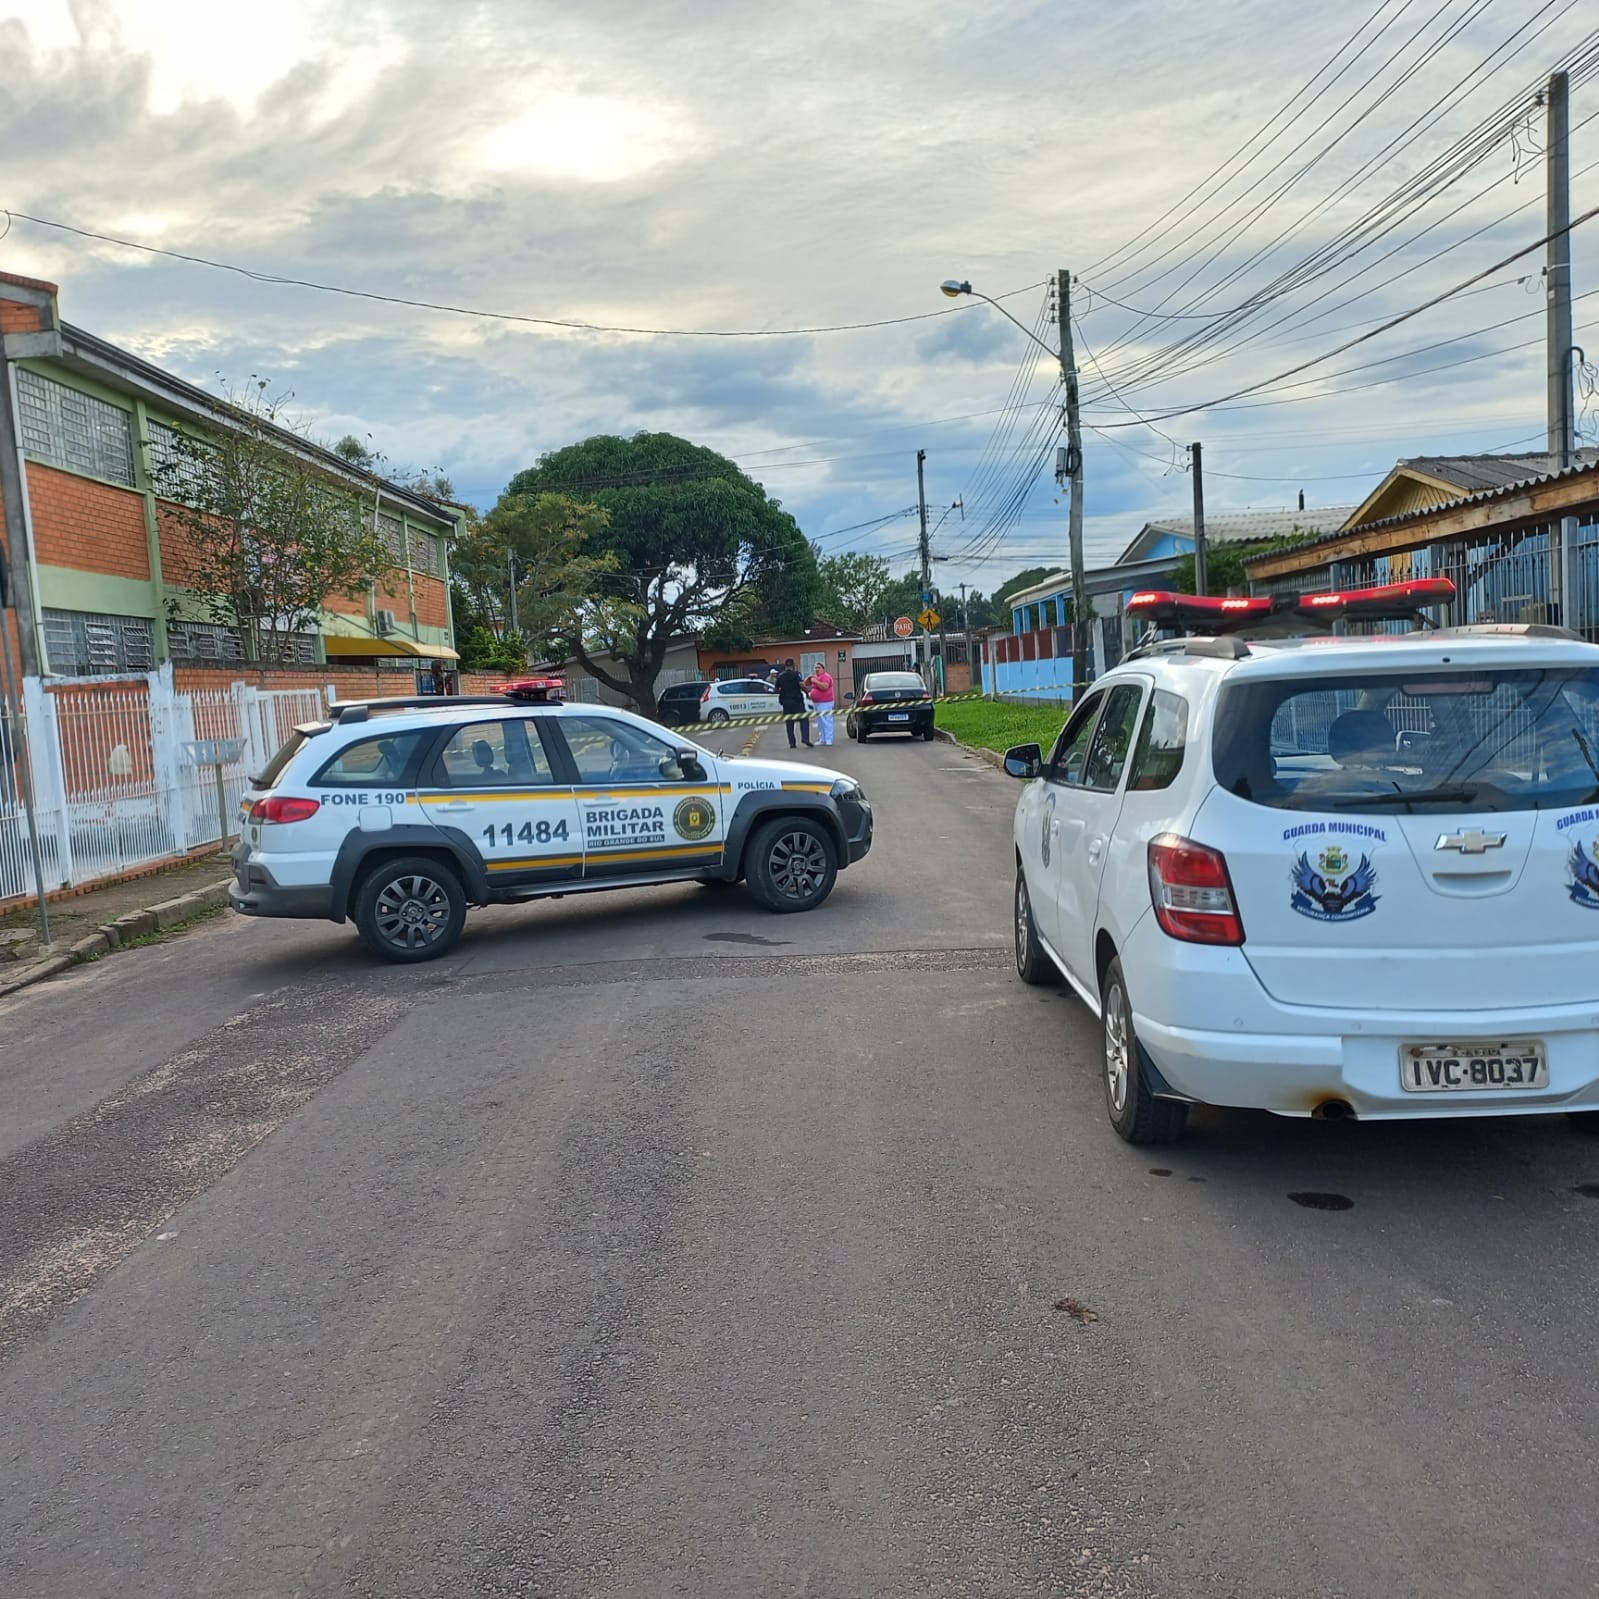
[1087,834,1106,865]
[435,801,474,812]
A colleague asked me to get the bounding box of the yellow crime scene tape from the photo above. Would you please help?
[690,688,1003,737]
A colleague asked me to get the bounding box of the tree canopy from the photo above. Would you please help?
[505,432,818,713]
[1171,533,1314,596]
[813,548,892,632]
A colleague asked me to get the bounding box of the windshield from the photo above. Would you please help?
[1213,666,1599,813]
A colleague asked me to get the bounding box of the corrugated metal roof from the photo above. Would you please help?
[1399,449,1599,493]
[1247,456,1599,566]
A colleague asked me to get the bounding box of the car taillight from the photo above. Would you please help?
[701,686,714,701]
[1147,834,1244,945]
[858,693,875,705]
[251,796,321,824]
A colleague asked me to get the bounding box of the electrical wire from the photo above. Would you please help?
[0,206,1045,339]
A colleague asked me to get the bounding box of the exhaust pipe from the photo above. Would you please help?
[1312,1099,1355,1121]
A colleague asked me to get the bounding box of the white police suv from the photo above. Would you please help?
[230,689,872,962]
[1005,577,1599,1144]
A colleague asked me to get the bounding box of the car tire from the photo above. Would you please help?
[1567,1111,1599,1133]
[1014,867,1054,985]
[353,856,467,963]
[1100,957,1188,1144]
[745,816,838,913]
[856,724,869,743]
[706,707,730,724]
[920,725,936,741]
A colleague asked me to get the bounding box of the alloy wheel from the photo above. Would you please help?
[1104,981,1130,1114]
[1015,878,1031,971]
[373,874,453,950]
[768,831,829,899]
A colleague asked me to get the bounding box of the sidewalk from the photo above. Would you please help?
[0,855,235,998]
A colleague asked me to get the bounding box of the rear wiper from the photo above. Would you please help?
[1325,784,1478,810]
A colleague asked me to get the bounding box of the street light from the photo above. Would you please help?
[939,271,1088,701]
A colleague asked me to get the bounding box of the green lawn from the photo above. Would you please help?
[934,697,1069,755]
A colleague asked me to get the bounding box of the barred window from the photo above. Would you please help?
[17,370,136,487]
[168,620,245,663]
[408,528,444,577]
[374,512,407,566]
[43,609,155,676]
[147,420,218,503]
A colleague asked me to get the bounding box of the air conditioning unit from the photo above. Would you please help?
[374,608,398,636]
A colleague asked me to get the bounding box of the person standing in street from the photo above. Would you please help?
[774,658,811,749]
[804,662,836,746]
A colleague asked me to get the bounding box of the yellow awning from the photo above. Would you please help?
[324,634,461,662]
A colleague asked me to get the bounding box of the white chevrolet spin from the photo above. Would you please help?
[1005,577,1599,1144]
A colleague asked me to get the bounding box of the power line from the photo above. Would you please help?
[0,206,1045,339]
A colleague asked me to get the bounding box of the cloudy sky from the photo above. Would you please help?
[2,0,1596,594]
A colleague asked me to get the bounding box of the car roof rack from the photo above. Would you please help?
[1124,634,1252,663]
[333,695,515,724]
[1439,622,1589,643]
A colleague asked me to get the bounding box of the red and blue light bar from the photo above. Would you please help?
[1126,577,1455,632]
[494,676,567,702]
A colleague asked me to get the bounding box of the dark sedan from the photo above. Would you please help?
[657,680,713,727]
[846,672,935,742]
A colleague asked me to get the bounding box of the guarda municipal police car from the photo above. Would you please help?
[1005,576,1599,1144]
[230,684,872,962]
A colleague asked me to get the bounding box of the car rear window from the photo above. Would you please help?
[1213,666,1599,813]
[254,729,314,789]
[867,673,926,691]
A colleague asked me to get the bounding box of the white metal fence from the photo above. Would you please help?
[0,665,326,907]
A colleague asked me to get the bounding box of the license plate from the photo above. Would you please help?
[1400,1040,1548,1093]
[889,712,910,721]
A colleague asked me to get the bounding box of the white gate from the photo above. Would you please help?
[1,670,330,906]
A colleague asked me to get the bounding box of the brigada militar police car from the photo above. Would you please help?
[231,683,872,962]
[1005,577,1599,1144]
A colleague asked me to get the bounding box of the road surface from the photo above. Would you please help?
[2,722,1598,1598]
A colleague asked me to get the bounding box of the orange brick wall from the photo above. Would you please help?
[172,663,458,701]
[0,299,41,334]
[28,463,150,581]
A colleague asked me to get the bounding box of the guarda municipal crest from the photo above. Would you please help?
[1568,834,1599,910]
[1289,841,1379,923]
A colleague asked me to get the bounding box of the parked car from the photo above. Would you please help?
[231,690,872,962]
[847,672,934,742]
[699,678,814,724]
[657,680,712,726]
[1005,577,1599,1144]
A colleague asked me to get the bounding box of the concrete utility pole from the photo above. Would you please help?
[1057,269,1089,698]
[1190,441,1209,597]
[916,449,932,675]
[507,549,519,638]
[1546,71,1580,629]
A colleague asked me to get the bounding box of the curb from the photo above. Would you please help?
[0,879,233,1000]
[934,727,1006,770]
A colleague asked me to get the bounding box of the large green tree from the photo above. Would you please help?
[506,433,818,714]
[813,548,892,632]
[1171,533,1314,596]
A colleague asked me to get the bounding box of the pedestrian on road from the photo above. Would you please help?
[775,658,812,749]
[805,663,836,746]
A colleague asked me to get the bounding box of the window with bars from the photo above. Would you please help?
[168,620,245,663]
[408,528,444,577]
[17,370,136,487]
[147,420,218,503]
[43,609,155,676]
[374,512,407,567]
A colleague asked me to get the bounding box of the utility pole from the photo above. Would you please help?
[1057,269,1089,699]
[1190,441,1209,596]
[1547,70,1579,629]
[916,449,932,677]
[507,548,519,638]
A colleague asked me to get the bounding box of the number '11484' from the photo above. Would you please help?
[483,820,570,847]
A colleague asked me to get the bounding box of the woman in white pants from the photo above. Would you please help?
[805,666,837,746]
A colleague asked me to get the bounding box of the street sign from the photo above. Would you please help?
[181,738,246,767]
[918,607,941,630]
[893,615,914,639]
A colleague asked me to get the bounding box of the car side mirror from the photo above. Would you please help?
[844,692,856,703]
[675,750,707,783]
[1003,742,1043,780]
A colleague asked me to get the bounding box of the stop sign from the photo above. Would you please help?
[893,615,914,639]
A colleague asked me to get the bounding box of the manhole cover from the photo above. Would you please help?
[1288,1191,1354,1211]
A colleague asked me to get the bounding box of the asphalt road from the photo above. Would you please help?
[3,723,1599,1598]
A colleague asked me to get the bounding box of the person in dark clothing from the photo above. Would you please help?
[774,658,811,749]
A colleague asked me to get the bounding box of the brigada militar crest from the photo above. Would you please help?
[1290,839,1378,923]
[673,796,716,842]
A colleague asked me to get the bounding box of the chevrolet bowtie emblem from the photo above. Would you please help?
[1435,829,1506,854]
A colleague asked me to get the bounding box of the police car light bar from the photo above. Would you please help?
[494,676,567,702]
[1125,577,1455,632]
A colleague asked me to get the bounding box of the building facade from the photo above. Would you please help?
[0,271,462,691]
